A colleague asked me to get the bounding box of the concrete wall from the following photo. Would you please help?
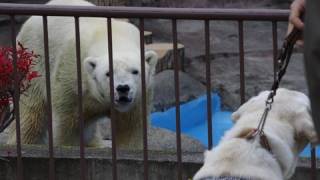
[0,145,318,180]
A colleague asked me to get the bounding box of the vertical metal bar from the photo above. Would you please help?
[311,147,317,180]
[238,20,245,104]
[10,15,23,180]
[172,19,182,180]
[42,15,55,180]
[74,16,86,180]
[139,18,149,180]
[204,19,213,149]
[107,17,118,180]
[272,21,278,81]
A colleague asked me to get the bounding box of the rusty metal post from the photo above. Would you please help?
[42,15,55,180]
[139,18,149,180]
[272,21,278,81]
[172,18,182,180]
[74,16,87,180]
[204,19,213,149]
[107,17,118,180]
[10,15,23,180]
[238,20,245,104]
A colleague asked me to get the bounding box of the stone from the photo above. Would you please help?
[186,51,306,110]
[97,117,205,152]
[146,43,185,73]
[152,70,206,112]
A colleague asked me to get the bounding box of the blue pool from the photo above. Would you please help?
[151,93,318,158]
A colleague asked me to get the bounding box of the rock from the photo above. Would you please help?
[186,51,307,110]
[148,127,205,152]
[145,20,288,58]
[97,117,205,152]
[146,43,185,73]
[152,70,206,112]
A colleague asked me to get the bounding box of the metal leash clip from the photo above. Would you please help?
[254,27,302,137]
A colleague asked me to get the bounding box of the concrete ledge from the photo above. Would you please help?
[0,145,318,180]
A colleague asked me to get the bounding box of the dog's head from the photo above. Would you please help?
[194,89,318,180]
[232,88,318,151]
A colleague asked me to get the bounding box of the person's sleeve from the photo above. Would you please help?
[304,0,320,139]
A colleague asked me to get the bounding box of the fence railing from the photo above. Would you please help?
[0,3,316,180]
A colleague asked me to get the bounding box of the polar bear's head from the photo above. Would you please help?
[84,51,158,112]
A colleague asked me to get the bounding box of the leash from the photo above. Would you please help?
[249,27,302,144]
[198,28,303,180]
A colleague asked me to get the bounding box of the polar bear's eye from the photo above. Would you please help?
[106,72,110,77]
[132,70,139,75]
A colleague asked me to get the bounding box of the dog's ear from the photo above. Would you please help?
[231,97,257,122]
[231,111,241,122]
[232,91,270,122]
[294,109,318,148]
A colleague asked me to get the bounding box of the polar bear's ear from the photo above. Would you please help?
[84,57,97,75]
[145,50,158,74]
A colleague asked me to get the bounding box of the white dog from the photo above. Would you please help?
[193,88,318,180]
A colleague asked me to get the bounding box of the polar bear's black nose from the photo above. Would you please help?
[116,84,130,93]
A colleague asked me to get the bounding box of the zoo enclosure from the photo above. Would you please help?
[0,3,317,180]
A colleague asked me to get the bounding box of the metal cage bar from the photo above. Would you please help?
[311,147,317,180]
[172,18,182,180]
[42,15,55,180]
[1,3,317,180]
[10,15,23,180]
[107,17,118,180]
[204,19,213,150]
[238,20,245,104]
[74,16,87,180]
[0,3,289,21]
[139,18,149,180]
[272,21,278,81]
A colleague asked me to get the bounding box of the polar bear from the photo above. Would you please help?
[7,0,158,149]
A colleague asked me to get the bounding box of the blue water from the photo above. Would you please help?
[151,93,318,158]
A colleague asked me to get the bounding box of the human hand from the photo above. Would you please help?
[288,0,305,46]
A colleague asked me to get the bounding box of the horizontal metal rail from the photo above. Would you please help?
[0,3,289,20]
[2,2,315,180]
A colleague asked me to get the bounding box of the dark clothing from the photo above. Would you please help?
[199,177,253,180]
[304,0,320,138]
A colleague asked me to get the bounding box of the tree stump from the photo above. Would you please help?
[144,31,153,44]
[146,43,185,73]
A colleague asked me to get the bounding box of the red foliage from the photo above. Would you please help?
[0,43,39,109]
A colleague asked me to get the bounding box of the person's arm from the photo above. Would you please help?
[289,0,305,30]
[288,0,305,46]
[303,0,320,140]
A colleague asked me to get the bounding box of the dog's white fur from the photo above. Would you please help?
[193,88,318,180]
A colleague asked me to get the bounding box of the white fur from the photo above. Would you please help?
[8,0,158,148]
[193,88,318,180]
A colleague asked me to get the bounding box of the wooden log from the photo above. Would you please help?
[146,42,185,73]
[144,31,153,44]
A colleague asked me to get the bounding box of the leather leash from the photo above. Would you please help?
[247,27,302,151]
